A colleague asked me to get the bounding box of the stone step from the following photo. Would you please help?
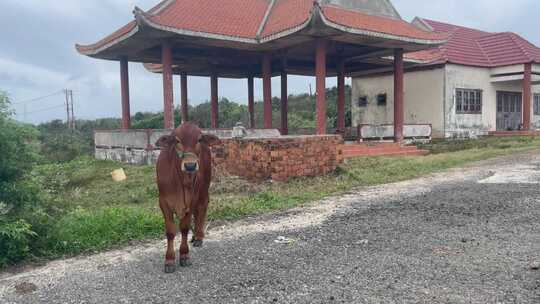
[342,145,418,152]
[342,145,419,154]
[343,149,430,158]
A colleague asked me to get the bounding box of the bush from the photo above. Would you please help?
[0,220,36,267]
[0,91,49,266]
[39,120,90,162]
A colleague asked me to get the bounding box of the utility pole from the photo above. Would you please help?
[70,90,75,129]
[64,89,75,129]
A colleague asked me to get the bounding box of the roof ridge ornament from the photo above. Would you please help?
[133,6,148,27]
[255,0,277,41]
[307,0,326,35]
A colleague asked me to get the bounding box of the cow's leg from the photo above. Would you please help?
[160,199,176,273]
[178,213,192,267]
[192,192,209,247]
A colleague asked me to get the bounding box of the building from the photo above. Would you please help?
[76,0,445,141]
[77,0,450,175]
[352,18,540,138]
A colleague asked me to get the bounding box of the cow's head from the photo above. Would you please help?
[155,123,220,176]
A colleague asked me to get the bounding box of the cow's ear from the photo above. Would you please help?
[199,134,221,146]
[155,135,177,147]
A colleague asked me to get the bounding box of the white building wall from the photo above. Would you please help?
[444,64,494,137]
[351,67,445,137]
[445,64,540,136]
[352,63,540,139]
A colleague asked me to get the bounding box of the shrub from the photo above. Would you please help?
[0,91,49,266]
[39,121,90,162]
[0,220,37,267]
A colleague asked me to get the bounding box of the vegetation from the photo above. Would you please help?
[126,85,352,132]
[3,85,540,269]
[417,136,540,154]
[0,91,41,266]
[1,135,540,267]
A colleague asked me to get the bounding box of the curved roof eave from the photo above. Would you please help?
[75,21,139,56]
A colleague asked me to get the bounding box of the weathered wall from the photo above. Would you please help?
[352,64,540,139]
[445,64,540,136]
[94,130,343,182]
[352,67,445,137]
[444,64,493,137]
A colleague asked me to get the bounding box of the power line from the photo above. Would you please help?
[11,90,64,105]
[16,104,65,115]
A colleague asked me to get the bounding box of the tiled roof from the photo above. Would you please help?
[77,0,445,55]
[408,18,540,67]
[321,6,443,42]
[151,0,269,39]
[259,0,313,39]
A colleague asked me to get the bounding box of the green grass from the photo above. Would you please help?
[13,136,540,264]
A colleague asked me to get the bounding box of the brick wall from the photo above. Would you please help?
[212,135,344,182]
[94,130,344,182]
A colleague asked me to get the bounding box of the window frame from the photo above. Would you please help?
[456,88,483,114]
[534,94,540,116]
[376,93,387,106]
[358,96,368,107]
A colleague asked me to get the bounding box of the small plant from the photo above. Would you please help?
[0,220,37,267]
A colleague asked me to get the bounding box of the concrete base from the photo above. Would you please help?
[95,148,160,166]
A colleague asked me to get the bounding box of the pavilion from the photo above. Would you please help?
[76,0,445,142]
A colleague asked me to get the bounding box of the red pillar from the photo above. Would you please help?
[337,60,346,134]
[248,75,255,128]
[315,39,327,135]
[180,72,188,123]
[211,74,219,129]
[162,42,174,129]
[120,57,130,130]
[523,63,532,131]
[281,71,288,135]
[262,54,272,129]
[394,48,404,142]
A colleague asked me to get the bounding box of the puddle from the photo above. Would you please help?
[478,164,540,184]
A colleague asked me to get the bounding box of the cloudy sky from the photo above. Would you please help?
[1,0,539,124]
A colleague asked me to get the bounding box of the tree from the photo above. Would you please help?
[0,91,41,266]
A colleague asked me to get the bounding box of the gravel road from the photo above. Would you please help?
[2,152,540,304]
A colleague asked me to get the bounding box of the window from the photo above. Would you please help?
[377,93,387,106]
[358,96,368,107]
[456,89,482,114]
[534,94,540,115]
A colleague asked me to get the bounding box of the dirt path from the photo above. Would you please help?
[2,152,540,303]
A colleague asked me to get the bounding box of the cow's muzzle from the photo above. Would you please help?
[183,161,199,173]
[176,150,200,173]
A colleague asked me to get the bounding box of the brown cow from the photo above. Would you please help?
[155,122,220,273]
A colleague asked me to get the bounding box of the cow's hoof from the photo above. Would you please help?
[164,263,176,273]
[179,257,192,267]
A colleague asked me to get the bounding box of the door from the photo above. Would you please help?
[496,91,522,131]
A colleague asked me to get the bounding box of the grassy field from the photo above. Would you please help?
[16,136,540,264]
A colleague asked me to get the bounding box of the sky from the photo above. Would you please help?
[1,0,539,124]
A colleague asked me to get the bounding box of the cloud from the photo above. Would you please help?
[0,58,68,89]
[1,0,538,124]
